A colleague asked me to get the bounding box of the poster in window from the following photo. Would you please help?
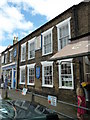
[36,67,40,79]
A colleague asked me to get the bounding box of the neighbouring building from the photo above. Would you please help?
[1,37,19,89]
[0,54,1,79]
[1,1,90,105]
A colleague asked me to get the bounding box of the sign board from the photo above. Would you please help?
[22,88,27,95]
[48,95,57,106]
[36,67,40,79]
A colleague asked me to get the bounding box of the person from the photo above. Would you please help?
[1,73,4,83]
[76,86,86,120]
[4,75,8,89]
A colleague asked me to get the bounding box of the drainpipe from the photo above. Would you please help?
[78,57,84,87]
[17,42,20,89]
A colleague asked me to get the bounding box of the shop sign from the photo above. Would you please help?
[48,95,57,106]
[36,67,40,79]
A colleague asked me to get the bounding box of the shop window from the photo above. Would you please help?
[58,59,74,89]
[28,38,35,60]
[20,66,26,84]
[56,17,71,51]
[42,27,53,56]
[27,63,35,85]
[21,43,26,61]
[41,61,53,87]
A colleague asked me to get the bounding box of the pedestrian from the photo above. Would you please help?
[1,73,4,88]
[5,75,8,89]
[1,73,4,83]
[76,86,86,120]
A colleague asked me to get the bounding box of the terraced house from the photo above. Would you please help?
[1,37,19,89]
[1,1,90,104]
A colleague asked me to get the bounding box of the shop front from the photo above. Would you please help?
[2,62,17,89]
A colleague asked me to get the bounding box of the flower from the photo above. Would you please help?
[81,82,90,87]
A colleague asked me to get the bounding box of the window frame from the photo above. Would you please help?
[56,17,71,51]
[42,27,53,56]
[20,65,26,84]
[28,38,35,60]
[27,63,36,86]
[41,61,53,88]
[58,59,74,89]
[21,43,26,62]
[1,55,4,63]
[5,52,8,64]
[9,49,13,62]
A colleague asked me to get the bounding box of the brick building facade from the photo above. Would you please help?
[1,1,90,104]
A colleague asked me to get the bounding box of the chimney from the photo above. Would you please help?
[13,36,18,45]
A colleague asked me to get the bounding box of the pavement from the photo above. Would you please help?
[0,88,90,120]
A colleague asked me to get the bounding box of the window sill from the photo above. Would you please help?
[42,52,53,57]
[28,57,35,60]
[59,86,74,90]
[19,82,25,85]
[42,85,53,88]
[27,83,35,86]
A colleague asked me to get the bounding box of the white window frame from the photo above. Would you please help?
[5,52,8,64]
[58,59,74,89]
[9,49,13,62]
[2,55,4,63]
[28,38,35,60]
[19,65,26,84]
[27,63,36,86]
[41,61,53,88]
[56,17,71,51]
[21,43,26,62]
[42,27,53,56]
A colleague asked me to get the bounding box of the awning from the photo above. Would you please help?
[50,35,90,61]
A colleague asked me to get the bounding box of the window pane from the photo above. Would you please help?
[60,62,72,88]
[44,33,51,54]
[59,24,69,49]
[28,68,35,84]
[21,69,25,82]
[44,66,52,85]
[29,42,35,59]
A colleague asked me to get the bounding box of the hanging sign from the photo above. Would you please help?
[48,95,57,106]
[36,67,40,79]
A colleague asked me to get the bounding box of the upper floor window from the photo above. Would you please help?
[41,61,53,88]
[42,27,53,56]
[28,38,35,60]
[5,52,8,64]
[56,17,71,51]
[58,59,74,89]
[9,49,13,62]
[27,63,35,85]
[1,55,4,63]
[20,65,26,84]
[21,43,26,61]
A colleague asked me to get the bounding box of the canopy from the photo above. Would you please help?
[50,35,90,61]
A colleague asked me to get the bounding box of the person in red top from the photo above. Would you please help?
[76,86,86,120]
